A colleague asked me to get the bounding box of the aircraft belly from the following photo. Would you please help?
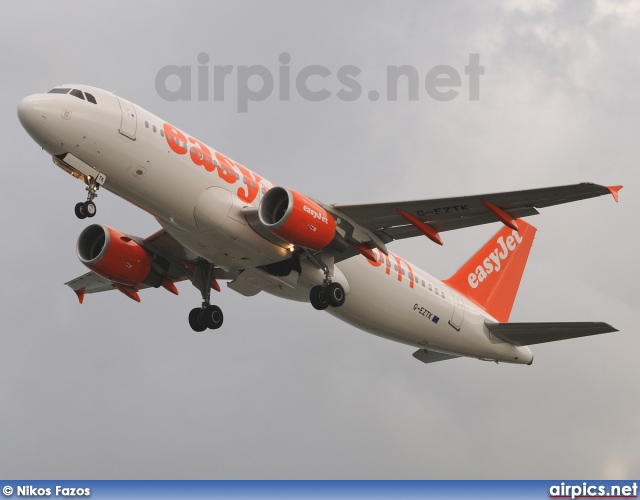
[329,256,532,362]
[327,257,453,347]
[158,212,289,271]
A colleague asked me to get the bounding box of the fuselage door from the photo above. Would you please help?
[117,96,137,139]
[448,291,465,331]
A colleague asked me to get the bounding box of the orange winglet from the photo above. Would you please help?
[607,185,623,203]
[211,277,221,293]
[481,200,519,231]
[396,209,443,246]
[353,243,377,262]
[161,279,179,296]
[114,283,141,302]
[74,287,86,305]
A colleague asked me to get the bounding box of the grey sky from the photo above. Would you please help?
[1,0,638,479]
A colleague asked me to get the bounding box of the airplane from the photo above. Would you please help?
[17,84,622,365]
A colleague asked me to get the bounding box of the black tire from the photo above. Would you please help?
[326,282,346,307]
[188,308,207,332]
[75,202,87,219]
[204,305,224,329]
[83,201,97,218]
[310,285,329,310]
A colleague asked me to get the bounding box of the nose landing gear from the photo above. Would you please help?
[74,175,103,219]
[74,200,97,219]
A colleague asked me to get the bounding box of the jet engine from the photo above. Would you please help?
[76,224,163,288]
[258,187,347,251]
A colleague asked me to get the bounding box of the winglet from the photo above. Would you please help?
[74,287,86,304]
[607,185,623,203]
[396,209,443,245]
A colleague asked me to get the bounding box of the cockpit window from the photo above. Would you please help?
[48,88,71,94]
[85,92,97,104]
[69,89,85,100]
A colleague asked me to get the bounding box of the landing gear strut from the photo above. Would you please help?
[74,177,100,219]
[188,260,224,332]
[304,250,346,310]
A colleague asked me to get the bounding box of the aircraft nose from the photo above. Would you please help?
[17,94,46,138]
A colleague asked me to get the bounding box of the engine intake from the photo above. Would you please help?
[77,225,162,287]
[259,187,346,251]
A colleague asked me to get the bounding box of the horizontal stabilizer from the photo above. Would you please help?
[485,322,618,346]
[413,349,460,364]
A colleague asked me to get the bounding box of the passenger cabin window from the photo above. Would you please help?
[85,92,97,104]
[48,88,71,94]
[69,89,85,100]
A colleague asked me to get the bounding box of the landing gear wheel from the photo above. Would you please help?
[75,202,87,219]
[83,201,96,218]
[204,305,224,330]
[326,282,346,308]
[188,308,207,332]
[310,285,329,310]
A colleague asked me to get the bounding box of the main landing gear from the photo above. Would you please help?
[304,249,346,311]
[310,282,345,310]
[188,304,223,332]
[188,260,224,332]
[74,177,100,219]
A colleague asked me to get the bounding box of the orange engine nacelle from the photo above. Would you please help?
[76,225,162,287]
[258,187,344,251]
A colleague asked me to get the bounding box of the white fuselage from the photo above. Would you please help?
[18,84,532,364]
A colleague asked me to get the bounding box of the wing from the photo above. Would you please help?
[485,322,618,346]
[64,229,236,302]
[331,183,621,248]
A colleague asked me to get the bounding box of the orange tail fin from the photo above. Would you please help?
[444,220,537,322]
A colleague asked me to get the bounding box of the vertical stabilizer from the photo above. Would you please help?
[443,220,537,322]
